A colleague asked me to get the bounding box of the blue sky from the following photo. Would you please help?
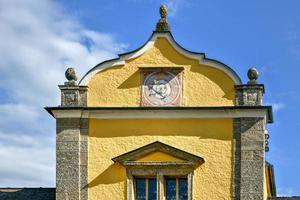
[0,0,299,196]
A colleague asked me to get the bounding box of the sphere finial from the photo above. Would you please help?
[247,67,259,84]
[65,67,78,82]
[160,5,168,19]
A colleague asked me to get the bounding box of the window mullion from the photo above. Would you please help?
[146,178,148,200]
[176,178,179,200]
[157,172,164,200]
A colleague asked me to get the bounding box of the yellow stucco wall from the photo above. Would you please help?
[87,37,235,107]
[86,34,237,199]
[88,118,233,200]
[136,151,184,162]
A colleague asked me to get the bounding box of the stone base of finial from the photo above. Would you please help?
[235,84,264,106]
[156,19,170,32]
[59,83,88,107]
[247,80,258,85]
[64,80,76,86]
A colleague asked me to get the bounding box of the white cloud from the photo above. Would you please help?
[0,133,55,186]
[272,102,286,112]
[266,102,285,113]
[164,0,186,17]
[0,0,125,186]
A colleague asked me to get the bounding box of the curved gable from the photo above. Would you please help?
[80,32,241,85]
[83,32,241,107]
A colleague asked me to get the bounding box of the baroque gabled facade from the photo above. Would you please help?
[44,5,292,200]
[2,5,299,200]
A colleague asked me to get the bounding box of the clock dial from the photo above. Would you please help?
[141,69,182,106]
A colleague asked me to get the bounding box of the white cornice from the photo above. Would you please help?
[51,108,268,121]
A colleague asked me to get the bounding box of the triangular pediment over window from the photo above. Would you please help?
[112,141,204,167]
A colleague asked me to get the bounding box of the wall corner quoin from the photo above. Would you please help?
[233,117,266,200]
[56,117,89,200]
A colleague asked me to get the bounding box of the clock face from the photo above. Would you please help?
[141,69,182,106]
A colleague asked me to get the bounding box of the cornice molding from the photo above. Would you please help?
[45,106,273,123]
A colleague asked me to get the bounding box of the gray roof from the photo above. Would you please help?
[269,197,300,200]
[0,188,55,200]
[1,188,300,199]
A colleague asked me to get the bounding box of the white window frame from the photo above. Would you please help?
[126,165,193,200]
[112,142,204,200]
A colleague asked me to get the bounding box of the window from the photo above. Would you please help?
[112,141,205,200]
[135,178,157,200]
[134,177,188,200]
[165,178,187,200]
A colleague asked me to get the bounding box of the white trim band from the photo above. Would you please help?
[51,109,268,120]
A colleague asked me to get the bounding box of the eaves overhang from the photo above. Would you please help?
[45,106,273,123]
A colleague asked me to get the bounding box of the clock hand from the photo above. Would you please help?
[149,85,166,99]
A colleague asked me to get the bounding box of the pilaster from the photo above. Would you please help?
[56,118,81,200]
[56,118,88,200]
[233,118,266,200]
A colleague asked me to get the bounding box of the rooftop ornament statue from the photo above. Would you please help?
[156,5,170,32]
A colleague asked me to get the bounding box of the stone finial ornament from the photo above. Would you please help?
[160,5,168,18]
[60,67,87,106]
[235,67,264,106]
[156,5,170,32]
[247,67,259,85]
[65,67,78,82]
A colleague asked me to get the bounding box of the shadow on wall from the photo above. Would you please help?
[155,38,235,102]
[118,70,140,89]
[115,63,235,101]
[88,163,126,188]
[189,64,235,101]
[98,37,235,102]
[0,188,55,200]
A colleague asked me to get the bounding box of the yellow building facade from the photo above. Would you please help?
[46,5,276,200]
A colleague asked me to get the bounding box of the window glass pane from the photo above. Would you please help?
[136,178,146,200]
[179,178,188,200]
[148,178,157,200]
[166,178,176,200]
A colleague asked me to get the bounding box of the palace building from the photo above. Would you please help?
[1,5,299,200]
[44,5,296,200]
